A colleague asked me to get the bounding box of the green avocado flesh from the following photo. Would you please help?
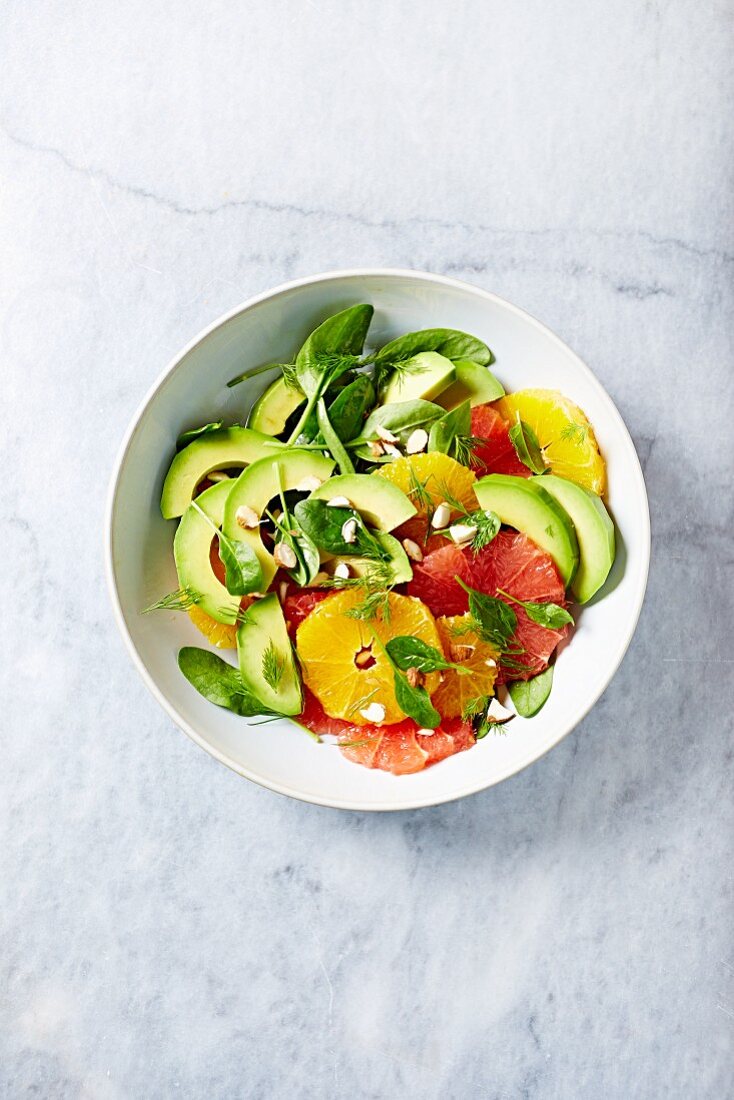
[434,359,506,410]
[161,427,278,519]
[248,377,304,436]
[381,351,456,404]
[307,473,416,531]
[222,450,335,590]
[474,474,579,586]
[529,474,615,603]
[236,593,302,715]
[174,480,240,624]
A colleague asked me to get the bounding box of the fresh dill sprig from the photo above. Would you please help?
[143,586,200,614]
[280,362,303,392]
[462,695,489,721]
[261,641,285,692]
[322,561,395,623]
[406,463,436,530]
[559,421,587,444]
[453,434,486,468]
[433,479,500,553]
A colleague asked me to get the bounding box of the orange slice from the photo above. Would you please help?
[295,590,442,725]
[188,604,237,649]
[374,453,477,517]
[432,614,499,718]
[494,389,606,495]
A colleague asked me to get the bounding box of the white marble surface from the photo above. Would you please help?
[2,1,733,1096]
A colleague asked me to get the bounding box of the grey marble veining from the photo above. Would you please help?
[1,1,732,1096]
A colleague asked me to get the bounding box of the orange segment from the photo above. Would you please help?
[188,604,238,649]
[295,590,441,725]
[432,615,499,718]
[494,389,606,495]
[374,452,477,523]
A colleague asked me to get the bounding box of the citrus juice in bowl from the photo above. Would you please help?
[106,270,650,810]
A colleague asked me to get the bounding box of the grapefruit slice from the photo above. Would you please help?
[470,404,531,477]
[408,530,569,682]
[297,691,474,774]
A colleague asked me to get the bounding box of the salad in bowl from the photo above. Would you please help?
[145,303,617,776]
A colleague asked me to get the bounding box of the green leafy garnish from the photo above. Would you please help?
[370,629,441,728]
[267,462,321,586]
[178,647,280,717]
[508,419,546,475]
[454,578,517,651]
[374,328,493,367]
[497,589,574,629]
[385,636,470,676]
[453,434,485,468]
[294,498,389,561]
[508,666,554,717]
[191,501,264,596]
[176,421,224,450]
[428,400,472,461]
[285,304,374,443]
[434,481,500,553]
[227,362,293,389]
[316,398,355,475]
[261,641,285,692]
[143,586,200,613]
[321,560,395,623]
[559,422,587,443]
[324,375,376,443]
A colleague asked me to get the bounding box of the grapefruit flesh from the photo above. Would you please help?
[470,404,531,477]
[297,691,474,775]
[406,530,569,682]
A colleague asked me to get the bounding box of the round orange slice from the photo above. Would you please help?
[187,604,238,649]
[295,590,442,725]
[373,453,477,517]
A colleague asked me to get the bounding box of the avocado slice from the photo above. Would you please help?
[434,359,505,410]
[329,532,413,585]
[307,473,416,531]
[222,450,335,590]
[381,351,456,404]
[529,474,615,603]
[474,474,579,586]
[236,593,303,715]
[173,480,240,624]
[248,376,304,436]
[161,427,278,519]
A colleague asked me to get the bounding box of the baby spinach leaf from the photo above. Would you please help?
[286,304,373,443]
[508,420,546,475]
[497,588,574,629]
[393,672,441,729]
[176,421,224,450]
[178,647,277,717]
[385,636,469,675]
[191,501,264,596]
[374,328,493,367]
[227,363,292,389]
[316,398,355,475]
[508,666,554,717]
[293,498,388,560]
[354,400,445,460]
[428,400,472,458]
[326,375,375,441]
[455,578,517,651]
[370,629,441,728]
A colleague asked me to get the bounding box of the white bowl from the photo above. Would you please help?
[106,269,650,811]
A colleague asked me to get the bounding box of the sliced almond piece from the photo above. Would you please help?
[295,475,323,493]
[333,562,350,579]
[430,502,451,529]
[235,504,260,530]
[274,542,297,569]
[360,702,386,723]
[448,523,478,546]
[341,518,358,544]
[375,424,398,444]
[326,495,352,509]
[406,428,428,454]
[402,538,423,562]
